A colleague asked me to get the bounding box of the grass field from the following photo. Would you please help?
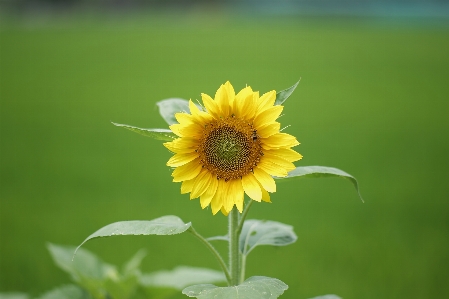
[1,12,449,299]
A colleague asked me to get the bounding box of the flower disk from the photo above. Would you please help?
[164,81,302,215]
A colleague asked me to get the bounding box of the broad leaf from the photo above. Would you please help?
[47,243,117,281]
[112,122,176,141]
[275,80,300,106]
[75,216,192,255]
[275,166,363,202]
[140,266,226,290]
[35,285,90,299]
[307,296,342,299]
[182,276,288,299]
[0,293,29,299]
[156,98,199,125]
[240,220,297,255]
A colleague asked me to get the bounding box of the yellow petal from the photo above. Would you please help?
[190,169,212,199]
[181,178,195,194]
[189,99,201,115]
[169,124,183,137]
[167,152,199,167]
[229,179,244,212]
[220,206,229,216]
[202,93,220,118]
[240,92,257,120]
[214,83,231,117]
[223,81,235,111]
[172,159,202,182]
[189,100,213,125]
[260,185,271,203]
[164,137,198,154]
[269,148,303,162]
[222,184,235,213]
[211,179,227,215]
[253,167,276,193]
[241,173,262,202]
[257,90,276,113]
[175,112,194,125]
[258,159,288,177]
[262,133,300,149]
[263,152,296,171]
[169,122,203,138]
[254,105,283,128]
[257,122,280,138]
[200,177,218,209]
[233,86,253,118]
[223,179,244,213]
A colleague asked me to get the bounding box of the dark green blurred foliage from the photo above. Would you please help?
[1,12,449,299]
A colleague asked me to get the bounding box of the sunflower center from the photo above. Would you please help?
[197,116,263,181]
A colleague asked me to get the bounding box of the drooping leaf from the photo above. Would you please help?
[0,293,29,299]
[112,122,176,141]
[307,295,342,299]
[156,98,191,125]
[35,285,91,299]
[140,266,226,290]
[182,276,288,299]
[47,243,117,281]
[239,220,297,255]
[275,166,363,202]
[274,80,300,106]
[75,216,192,255]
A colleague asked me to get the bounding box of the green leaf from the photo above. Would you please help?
[0,293,29,299]
[239,220,297,255]
[182,276,288,299]
[140,266,226,290]
[112,122,176,141]
[274,80,300,106]
[275,166,364,202]
[307,296,342,299]
[156,98,197,125]
[47,243,117,281]
[35,285,91,299]
[122,249,147,276]
[75,216,192,255]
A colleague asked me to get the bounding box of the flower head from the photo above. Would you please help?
[164,82,302,215]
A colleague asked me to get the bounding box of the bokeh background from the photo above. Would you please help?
[1,0,449,298]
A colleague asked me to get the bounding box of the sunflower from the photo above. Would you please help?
[164,82,302,215]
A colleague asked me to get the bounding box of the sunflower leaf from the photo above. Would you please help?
[140,266,226,290]
[239,220,297,255]
[156,98,203,125]
[35,284,90,299]
[182,276,288,299]
[112,122,176,141]
[275,80,300,106]
[48,243,117,282]
[75,216,191,256]
[275,166,363,202]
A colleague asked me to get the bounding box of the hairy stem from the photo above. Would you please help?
[229,207,240,285]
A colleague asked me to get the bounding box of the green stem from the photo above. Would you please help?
[240,254,247,284]
[188,227,231,284]
[229,207,240,285]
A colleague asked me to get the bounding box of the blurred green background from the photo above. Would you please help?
[1,3,449,299]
